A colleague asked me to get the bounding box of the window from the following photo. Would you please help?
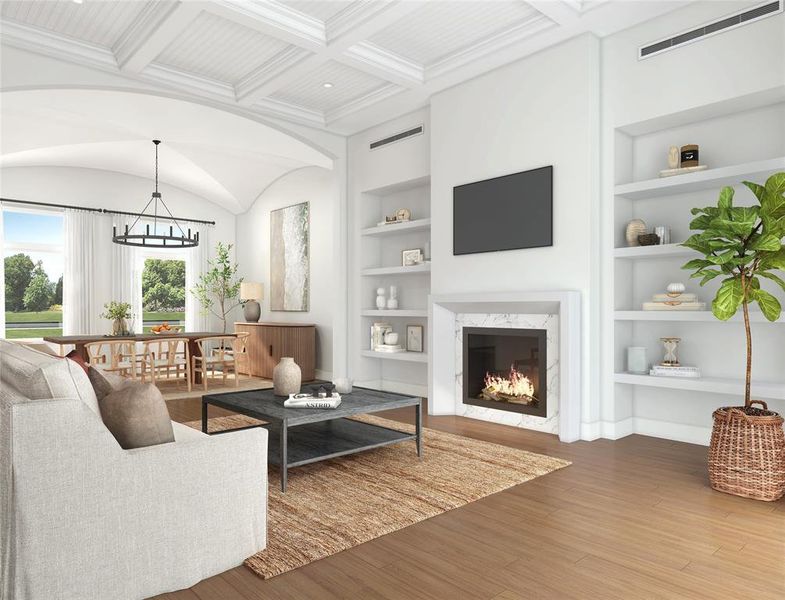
[2,209,64,339]
[140,252,186,333]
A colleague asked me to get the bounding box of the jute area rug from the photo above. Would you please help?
[186,413,570,579]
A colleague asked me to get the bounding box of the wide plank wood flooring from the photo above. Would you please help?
[154,393,785,600]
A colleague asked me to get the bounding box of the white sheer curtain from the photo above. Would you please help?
[185,225,210,332]
[63,210,109,335]
[0,207,5,338]
[111,216,142,333]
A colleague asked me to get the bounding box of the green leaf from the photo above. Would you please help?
[765,172,785,197]
[750,234,781,252]
[718,186,734,212]
[758,271,785,294]
[751,288,782,322]
[712,278,744,320]
[760,248,785,270]
[743,180,766,202]
[682,258,713,270]
[706,249,738,265]
[695,269,722,286]
[681,235,711,254]
[689,214,713,231]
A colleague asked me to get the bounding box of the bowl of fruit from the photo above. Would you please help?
[151,322,182,335]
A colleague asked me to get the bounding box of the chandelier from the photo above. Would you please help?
[112,140,199,248]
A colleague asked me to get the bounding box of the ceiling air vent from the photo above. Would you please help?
[639,0,782,59]
[369,125,424,150]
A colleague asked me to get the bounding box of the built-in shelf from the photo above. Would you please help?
[361,263,431,276]
[361,309,428,318]
[361,350,428,363]
[614,372,785,401]
[614,156,785,200]
[361,218,431,237]
[613,244,695,260]
[614,310,781,323]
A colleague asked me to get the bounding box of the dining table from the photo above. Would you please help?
[43,331,237,384]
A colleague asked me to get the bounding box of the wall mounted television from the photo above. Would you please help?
[453,165,553,255]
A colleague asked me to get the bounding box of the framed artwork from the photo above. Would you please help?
[270,201,310,311]
[401,248,423,267]
[406,325,424,352]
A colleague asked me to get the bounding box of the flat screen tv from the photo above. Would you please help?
[453,165,553,255]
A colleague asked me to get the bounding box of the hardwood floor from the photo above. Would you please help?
[156,394,785,600]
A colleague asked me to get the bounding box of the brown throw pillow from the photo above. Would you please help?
[88,366,134,401]
[65,349,89,374]
[98,383,174,449]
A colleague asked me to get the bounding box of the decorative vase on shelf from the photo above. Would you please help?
[625,219,647,247]
[273,357,301,396]
[375,287,386,310]
[384,332,399,345]
[387,285,398,309]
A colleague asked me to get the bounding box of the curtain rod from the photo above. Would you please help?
[0,197,216,226]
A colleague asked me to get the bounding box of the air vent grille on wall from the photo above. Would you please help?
[369,125,424,150]
[639,0,782,59]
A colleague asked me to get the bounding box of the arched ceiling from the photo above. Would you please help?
[0,89,333,214]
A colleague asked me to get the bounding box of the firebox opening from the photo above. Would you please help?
[463,327,547,417]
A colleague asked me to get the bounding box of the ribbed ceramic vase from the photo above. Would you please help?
[273,357,301,396]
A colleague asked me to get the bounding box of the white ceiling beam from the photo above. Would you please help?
[340,42,423,89]
[205,0,327,52]
[114,1,202,73]
[234,0,423,106]
[525,0,582,26]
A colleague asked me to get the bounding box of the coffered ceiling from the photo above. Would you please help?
[0,0,689,134]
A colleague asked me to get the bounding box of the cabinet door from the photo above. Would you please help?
[259,326,284,378]
[280,327,316,381]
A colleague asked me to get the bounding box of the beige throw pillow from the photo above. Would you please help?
[98,383,175,449]
[88,366,134,401]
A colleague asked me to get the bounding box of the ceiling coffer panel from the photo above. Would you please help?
[278,0,355,23]
[270,60,397,113]
[0,0,149,48]
[368,0,542,67]
[153,11,292,84]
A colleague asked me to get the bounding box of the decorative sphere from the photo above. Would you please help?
[667,282,686,294]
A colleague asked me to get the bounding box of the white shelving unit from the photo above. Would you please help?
[608,96,785,444]
[352,175,430,397]
[613,373,785,401]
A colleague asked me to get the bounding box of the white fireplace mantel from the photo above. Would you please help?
[428,291,582,442]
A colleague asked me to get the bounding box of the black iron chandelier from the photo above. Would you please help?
[112,140,200,248]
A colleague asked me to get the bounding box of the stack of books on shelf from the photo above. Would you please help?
[649,365,701,378]
[642,292,705,311]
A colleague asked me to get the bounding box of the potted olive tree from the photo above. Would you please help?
[682,172,785,501]
[190,242,243,333]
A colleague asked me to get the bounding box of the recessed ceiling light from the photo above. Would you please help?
[73,0,84,4]
[322,82,334,89]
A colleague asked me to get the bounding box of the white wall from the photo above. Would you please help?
[0,165,236,331]
[235,166,339,377]
[430,34,601,433]
[600,4,785,443]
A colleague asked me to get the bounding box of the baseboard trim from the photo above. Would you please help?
[581,422,602,441]
[603,418,634,440]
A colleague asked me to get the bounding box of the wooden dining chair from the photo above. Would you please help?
[140,338,191,391]
[84,340,138,379]
[192,336,240,391]
[221,332,250,381]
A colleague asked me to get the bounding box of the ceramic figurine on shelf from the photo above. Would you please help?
[387,285,399,309]
[668,146,679,169]
[625,219,647,247]
[375,287,386,310]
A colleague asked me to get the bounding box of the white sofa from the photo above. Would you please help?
[0,340,268,600]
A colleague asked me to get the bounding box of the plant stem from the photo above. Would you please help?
[741,270,752,408]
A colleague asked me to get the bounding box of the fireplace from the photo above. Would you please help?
[462,327,547,417]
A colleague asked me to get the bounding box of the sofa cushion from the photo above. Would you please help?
[65,349,89,374]
[0,340,100,415]
[88,366,134,401]
[98,383,175,449]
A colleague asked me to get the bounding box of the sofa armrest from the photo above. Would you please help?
[7,398,268,600]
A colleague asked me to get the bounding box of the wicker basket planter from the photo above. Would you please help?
[708,401,785,501]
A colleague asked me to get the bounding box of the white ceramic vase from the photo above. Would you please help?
[273,357,301,396]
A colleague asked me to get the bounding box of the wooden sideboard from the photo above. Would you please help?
[234,322,316,381]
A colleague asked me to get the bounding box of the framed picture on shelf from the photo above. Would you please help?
[401,248,423,267]
[406,325,424,352]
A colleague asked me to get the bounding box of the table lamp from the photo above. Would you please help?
[240,282,264,322]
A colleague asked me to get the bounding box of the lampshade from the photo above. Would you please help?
[240,282,264,301]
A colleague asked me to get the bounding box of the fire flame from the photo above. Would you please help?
[483,365,535,399]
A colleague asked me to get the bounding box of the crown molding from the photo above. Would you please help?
[426,15,556,80]
[206,0,326,51]
[0,19,117,70]
[342,42,423,88]
[114,0,202,73]
[526,0,582,26]
[235,46,312,102]
[325,83,403,124]
[251,96,326,128]
[142,63,236,101]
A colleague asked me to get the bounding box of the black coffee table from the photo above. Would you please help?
[202,386,422,492]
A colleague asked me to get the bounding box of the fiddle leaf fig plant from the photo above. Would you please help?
[681,172,785,408]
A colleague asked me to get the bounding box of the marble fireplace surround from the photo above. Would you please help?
[429,291,582,442]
